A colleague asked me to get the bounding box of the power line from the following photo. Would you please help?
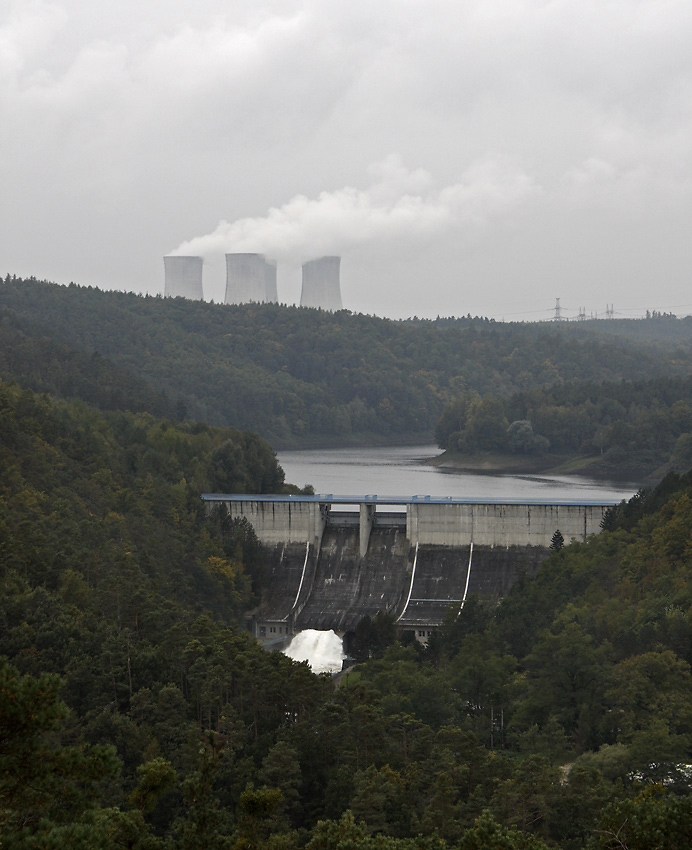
[493,300,692,323]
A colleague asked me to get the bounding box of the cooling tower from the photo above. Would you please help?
[225,253,277,305]
[300,256,342,311]
[163,255,203,300]
[264,258,278,303]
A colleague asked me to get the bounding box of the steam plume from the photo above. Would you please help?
[171,155,534,262]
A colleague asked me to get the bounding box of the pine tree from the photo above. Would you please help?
[550,529,564,551]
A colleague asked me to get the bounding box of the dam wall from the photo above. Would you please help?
[205,494,616,642]
[396,544,548,636]
[407,501,605,546]
[296,526,412,632]
[221,498,328,547]
[205,495,612,549]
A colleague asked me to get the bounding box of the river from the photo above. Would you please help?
[277,444,637,503]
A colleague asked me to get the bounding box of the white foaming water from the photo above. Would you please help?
[284,629,345,673]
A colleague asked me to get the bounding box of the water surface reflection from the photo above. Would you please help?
[278,445,637,503]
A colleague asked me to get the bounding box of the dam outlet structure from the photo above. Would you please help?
[203,494,617,649]
[163,255,204,300]
[300,256,342,311]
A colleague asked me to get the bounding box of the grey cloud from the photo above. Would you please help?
[1,0,692,318]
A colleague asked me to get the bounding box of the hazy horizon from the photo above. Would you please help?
[2,0,692,321]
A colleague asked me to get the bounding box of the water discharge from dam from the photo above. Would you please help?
[284,629,345,673]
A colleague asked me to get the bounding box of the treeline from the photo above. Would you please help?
[0,377,286,620]
[435,374,692,475]
[577,312,692,347]
[4,376,692,847]
[2,276,690,446]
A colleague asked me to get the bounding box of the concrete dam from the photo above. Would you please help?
[202,494,615,644]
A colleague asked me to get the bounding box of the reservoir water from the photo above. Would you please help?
[277,444,638,503]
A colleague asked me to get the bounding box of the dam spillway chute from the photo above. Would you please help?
[283,630,345,673]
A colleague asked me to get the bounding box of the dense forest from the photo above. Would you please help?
[3,373,692,847]
[435,374,692,477]
[4,275,692,847]
[0,377,291,620]
[2,276,692,447]
[0,306,182,421]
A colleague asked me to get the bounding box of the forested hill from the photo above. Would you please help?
[0,304,182,420]
[6,369,692,846]
[2,276,691,446]
[0,377,286,622]
[435,373,692,478]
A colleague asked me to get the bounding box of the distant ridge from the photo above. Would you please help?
[1,276,690,448]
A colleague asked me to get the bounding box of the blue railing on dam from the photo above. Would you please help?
[202,493,619,507]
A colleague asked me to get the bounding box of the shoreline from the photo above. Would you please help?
[426,449,652,487]
[278,440,659,490]
[271,431,434,452]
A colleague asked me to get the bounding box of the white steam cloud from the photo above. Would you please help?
[171,154,535,262]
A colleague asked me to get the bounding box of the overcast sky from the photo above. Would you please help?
[2,0,691,320]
